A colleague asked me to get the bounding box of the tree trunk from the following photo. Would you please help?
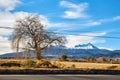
[36,48,42,60]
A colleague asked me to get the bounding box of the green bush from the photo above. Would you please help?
[0,62,21,67]
[22,59,36,68]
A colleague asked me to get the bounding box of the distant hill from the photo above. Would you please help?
[0,43,120,59]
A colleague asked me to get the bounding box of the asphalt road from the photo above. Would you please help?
[0,75,119,80]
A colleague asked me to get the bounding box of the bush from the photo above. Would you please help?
[36,60,58,68]
[71,64,76,69]
[107,66,117,69]
[86,56,97,62]
[51,62,66,69]
[22,59,36,68]
[0,62,21,67]
[40,61,51,68]
[61,54,67,61]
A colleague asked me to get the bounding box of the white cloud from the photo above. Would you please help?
[0,36,13,54]
[66,32,106,48]
[0,28,13,35]
[0,12,15,27]
[81,21,101,26]
[47,20,101,33]
[99,16,120,23]
[0,0,21,12]
[0,0,22,54]
[60,1,89,19]
[113,16,120,21]
[0,0,31,28]
[0,11,31,27]
[0,0,39,54]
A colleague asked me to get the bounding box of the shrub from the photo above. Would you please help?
[86,56,97,62]
[40,61,51,68]
[61,54,67,61]
[52,62,66,69]
[22,59,36,68]
[0,62,21,67]
[101,57,108,62]
[71,64,76,69]
[36,60,58,68]
[107,66,117,69]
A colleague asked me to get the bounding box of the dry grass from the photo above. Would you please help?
[0,59,120,70]
[51,60,120,70]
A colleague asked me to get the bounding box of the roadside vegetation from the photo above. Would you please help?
[0,58,119,70]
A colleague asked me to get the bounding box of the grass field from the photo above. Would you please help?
[51,60,120,70]
[0,59,119,70]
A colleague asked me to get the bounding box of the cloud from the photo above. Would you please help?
[0,0,26,54]
[81,21,101,26]
[60,1,89,19]
[99,16,120,23]
[0,11,31,28]
[0,0,39,54]
[0,36,13,54]
[0,0,21,12]
[113,16,120,21]
[0,28,13,36]
[47,20,101,33]
[66,32,106,48]
[0,0,21,54]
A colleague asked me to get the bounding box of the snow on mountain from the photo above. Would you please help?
[0,43,120,58]
[75,43,99,49]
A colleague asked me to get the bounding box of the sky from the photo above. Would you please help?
[0,0,120,54]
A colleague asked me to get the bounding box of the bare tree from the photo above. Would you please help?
[11,15,66,60]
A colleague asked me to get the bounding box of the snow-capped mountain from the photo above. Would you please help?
[0,43,120,58]
[75,43,99,49]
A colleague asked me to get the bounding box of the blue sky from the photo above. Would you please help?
[0,0,120,54]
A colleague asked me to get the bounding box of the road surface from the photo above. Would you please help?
[0,75,119,80]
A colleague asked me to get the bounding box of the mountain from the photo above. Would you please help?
[0,43,120,59]
[75,43,99,49]
[0,50,36,58]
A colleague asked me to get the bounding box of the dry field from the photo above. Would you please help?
[0,59,119,70]
[51,60,120,70]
